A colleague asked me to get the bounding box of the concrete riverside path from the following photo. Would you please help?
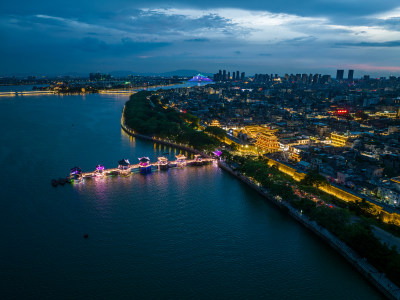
[218,160,400,300]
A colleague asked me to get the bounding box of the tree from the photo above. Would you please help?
[229,143,238,151]
[182,113,200,126]
[150,94,160,105]
[300,171,328,187]
[204,126,226,140]
[221,150,233,161]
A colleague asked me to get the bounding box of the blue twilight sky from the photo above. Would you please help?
[1,0,400,77]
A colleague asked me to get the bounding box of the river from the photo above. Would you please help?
[0,87,383,299]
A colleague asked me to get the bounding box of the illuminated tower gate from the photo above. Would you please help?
[118,158,131,176]
[118,159,130,170]
[176,154,187,168]
[138,157,151,174]
[96,164,105,176]
[157,156,169,170]
[255,133,280,153]
[70,166,82,179]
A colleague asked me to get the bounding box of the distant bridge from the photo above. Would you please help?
[98,90,137,95]
[0,91,56,97]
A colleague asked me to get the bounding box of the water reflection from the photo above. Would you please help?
[0,90,383,300]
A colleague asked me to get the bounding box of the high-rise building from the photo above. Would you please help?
[336,70,344,80]
[284,74,289,81]
[321,74,331,84]
[241,72,245,81]
[348,70,354,81]
[312,74,319,84]
[236,71,239,80]
[228,72,231,80]
[222,70,226,81]
[301,74,308,84]
[232,72,236,80]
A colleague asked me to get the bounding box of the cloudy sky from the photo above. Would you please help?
[1,0,400,77]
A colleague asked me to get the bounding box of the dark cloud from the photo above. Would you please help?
[329,15,400,31]
[278,36,318,45]
[1,1,400,75]
[75,37,108,52]
[73,37,170,55]
[184,38,210,42]
[122,10,247,38]
[375,17,400,31]
[1,0,399,19]
[336,40,400,47]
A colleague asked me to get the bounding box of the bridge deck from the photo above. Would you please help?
[0,91,56,97]
[80,159,214,177]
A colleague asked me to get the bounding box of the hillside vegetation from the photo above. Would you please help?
[124,91,221,151]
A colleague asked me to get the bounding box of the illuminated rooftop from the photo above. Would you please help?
[188,74,213,82]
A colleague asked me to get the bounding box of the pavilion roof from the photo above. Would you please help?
[118,159,130,166]
[138,157,150,163]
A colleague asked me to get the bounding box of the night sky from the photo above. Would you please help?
[1,0,400,76]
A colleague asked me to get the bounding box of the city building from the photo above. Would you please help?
[255,132,280,153]
[330,132,360,147]
[348,70,354,81]
[336,70,344,80]
[210,119,221,127]
[241,125,276,140]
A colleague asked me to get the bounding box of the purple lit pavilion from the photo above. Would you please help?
[70,166,82,177]
[188,74,213,82]
[138,157,152,174]
[96,164,105,174]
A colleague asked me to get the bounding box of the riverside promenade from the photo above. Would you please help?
[120,106,399,299]
[121,123,211,158]
[218,160,400,300]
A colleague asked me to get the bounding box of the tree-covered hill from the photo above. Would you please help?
[124,91,220,151]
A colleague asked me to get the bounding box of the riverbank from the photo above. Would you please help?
[120,93,399,299]
[218,160,400,300]
[121,123,211,158]
[121,120,400,299]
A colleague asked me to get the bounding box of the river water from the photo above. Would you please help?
[0,87,383,299]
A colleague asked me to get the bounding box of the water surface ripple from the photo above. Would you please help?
[0,92,383,299]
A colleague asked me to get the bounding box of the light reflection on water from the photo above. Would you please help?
[0,91,384,300]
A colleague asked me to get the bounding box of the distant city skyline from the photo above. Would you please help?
[1,0,400,76]
[1,69,388,80]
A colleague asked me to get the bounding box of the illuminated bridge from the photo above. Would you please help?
[70,155,215,181]
[0,91,56,97]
